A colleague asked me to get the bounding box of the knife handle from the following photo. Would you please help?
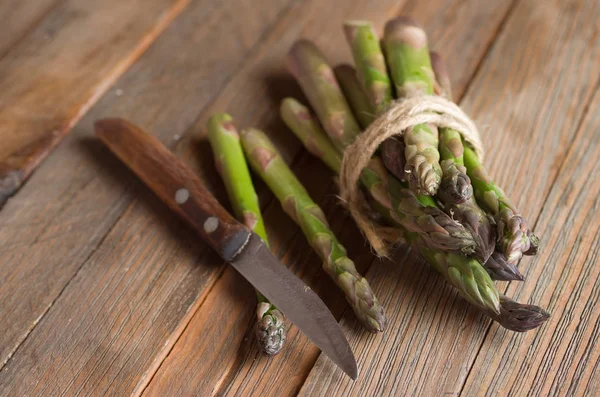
[95,118,251,261]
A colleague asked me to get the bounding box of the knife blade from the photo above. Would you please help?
[95,118,358,380]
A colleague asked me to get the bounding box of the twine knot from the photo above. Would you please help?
[338,94,484,257]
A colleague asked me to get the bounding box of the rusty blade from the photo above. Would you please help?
[232,233,358,380]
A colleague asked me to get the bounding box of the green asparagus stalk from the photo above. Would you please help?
[343,20,393,113]
[431,51,494,263]
[286,40,361,150]
[283,108,551,327]
[240,127,386,332]
[430,50,472,205]
[484,251,525,281]
[437,128,472,204]
[207,113,286,355]
[463,145,537,264]
[383,17,442,195]
[334,65,376,129]
[280,97,343,174]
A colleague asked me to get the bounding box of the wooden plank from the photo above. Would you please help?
[0,0,62,60]
[0,0,292,390]
[300,0,600,395]
[141,1,516,396]
[0,0,190,206]
[460,88,600,396]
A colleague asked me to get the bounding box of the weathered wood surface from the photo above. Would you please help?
[1,0,599,395]
[300,0,600,395]
[0,0,292,393]
[0,0,190,206]
[0,0,60,59]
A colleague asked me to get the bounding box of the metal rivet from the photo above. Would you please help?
[203,217,219,233]
[175,188,189,204]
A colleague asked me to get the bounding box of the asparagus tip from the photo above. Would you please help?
[255,303,287,355]
[494,295,550,332]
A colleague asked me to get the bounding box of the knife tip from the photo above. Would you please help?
[341,358,358,380]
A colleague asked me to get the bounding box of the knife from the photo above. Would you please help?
[95,118,358,380]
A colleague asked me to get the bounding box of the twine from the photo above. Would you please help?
[339,95,484,257]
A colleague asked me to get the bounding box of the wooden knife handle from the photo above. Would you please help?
[95,118,251,261]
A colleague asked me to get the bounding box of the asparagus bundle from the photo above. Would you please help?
[207,114,286,355]
[240,127,386,332]
[281,98,546,331]
[279,16,548,331]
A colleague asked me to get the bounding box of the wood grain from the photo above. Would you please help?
[142,0,517,395]
[460,88,600,397]
[300,0,600,394]
[0,0,190,206]
[0,0,292,391]
[1,0,599,394]
[0,0,61,59]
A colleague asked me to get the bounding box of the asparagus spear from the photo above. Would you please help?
[383,17,442,195]
[429,50,472,205]
[207,113,286,355]
[429,53,494,262]
[343,20,393,113]
[341,25,415,186]
[429,51,452,99]
[280,94,476,255]
[463,145,537,264]
[380,137,406,182]
[437,127,472,204]
[240,127,386,332]
[489,294,550,332]
[280,97,343,174]
[286,40,361,150]
[484,251,525,281]
[334,65,376,129]
[284,101,551,327]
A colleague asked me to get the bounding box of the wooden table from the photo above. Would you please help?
[0,0,598,395]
